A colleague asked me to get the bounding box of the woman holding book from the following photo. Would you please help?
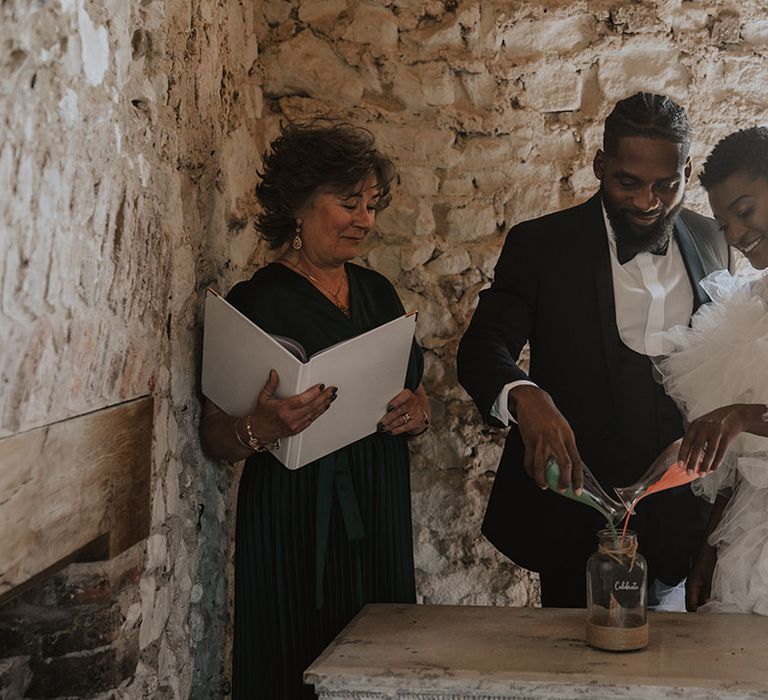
[200,123,430,699]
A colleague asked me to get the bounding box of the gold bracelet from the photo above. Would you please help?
[241,416,280,453]
[234,417,251,449]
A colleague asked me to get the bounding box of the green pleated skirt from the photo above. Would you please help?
[232,432,416,699]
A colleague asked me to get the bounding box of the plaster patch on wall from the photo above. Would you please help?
[77,0,109,86]
[137,153,150,187]
[58,89,79,125]
[62,33,82,77]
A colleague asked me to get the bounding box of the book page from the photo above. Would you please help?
[201,291,305,417]
[288,314,417,468]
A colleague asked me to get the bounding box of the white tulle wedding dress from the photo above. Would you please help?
[655,269,768,615]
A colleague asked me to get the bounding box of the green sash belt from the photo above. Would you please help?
[314,451,365,609]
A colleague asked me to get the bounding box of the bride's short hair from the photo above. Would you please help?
[700,126,768,190]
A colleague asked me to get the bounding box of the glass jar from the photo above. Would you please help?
[586,529,648,651]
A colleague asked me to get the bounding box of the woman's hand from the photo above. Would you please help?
[378,384,430,436]
[686,542,716,612]
[200,370,336,462]
[251,369,337,443]
[679,404,750,473]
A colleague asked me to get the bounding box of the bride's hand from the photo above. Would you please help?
[679,404,749,473]
[686,542,716,612]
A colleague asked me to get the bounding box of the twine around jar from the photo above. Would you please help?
[598,536,639,572]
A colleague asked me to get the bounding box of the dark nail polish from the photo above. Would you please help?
[386,404,394,412]
[330,394,337,403]
[319,384,326,391]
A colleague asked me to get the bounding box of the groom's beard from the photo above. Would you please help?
[602,184,684,259]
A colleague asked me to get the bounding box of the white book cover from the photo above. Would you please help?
[201,289,417,469]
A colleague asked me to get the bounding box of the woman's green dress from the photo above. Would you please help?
[228,262,422,699]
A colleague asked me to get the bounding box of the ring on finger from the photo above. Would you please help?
[402,412,411,426]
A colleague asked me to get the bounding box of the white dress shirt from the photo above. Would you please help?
[490,204,694,425]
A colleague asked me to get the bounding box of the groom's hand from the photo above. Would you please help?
[510,385,584,492]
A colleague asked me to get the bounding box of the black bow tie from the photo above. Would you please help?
[616,238,670,265]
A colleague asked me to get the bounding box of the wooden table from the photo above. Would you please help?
[305,604,768,699]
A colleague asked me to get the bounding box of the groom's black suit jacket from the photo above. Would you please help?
[458,193,730,584]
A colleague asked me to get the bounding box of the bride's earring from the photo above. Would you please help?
[292,219,303,250]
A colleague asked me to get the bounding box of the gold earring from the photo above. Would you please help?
[292,219,303,250]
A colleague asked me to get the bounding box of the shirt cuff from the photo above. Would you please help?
[490,380,538,426]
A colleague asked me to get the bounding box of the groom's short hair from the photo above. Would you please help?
[603,92,692,159]
[699,126,768,190]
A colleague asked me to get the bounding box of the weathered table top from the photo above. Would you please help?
[305,604,768,699]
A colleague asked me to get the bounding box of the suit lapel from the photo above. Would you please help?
[673,214,710,312]
[582,194,620,410]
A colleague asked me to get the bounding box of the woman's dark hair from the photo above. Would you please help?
[603,92,692,158]
[699,126,768,190]
[255,122,396,248]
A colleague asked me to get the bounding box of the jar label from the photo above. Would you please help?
[611,566,645,607]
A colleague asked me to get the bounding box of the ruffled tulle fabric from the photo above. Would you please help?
[654,270,768,615]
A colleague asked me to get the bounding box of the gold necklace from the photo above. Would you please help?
[283,258,350,316]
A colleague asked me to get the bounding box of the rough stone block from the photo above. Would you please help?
[522,65,582,113]
[610,4,663,33]
[146,534,167,572]
[401,241,435,271]
[458,132,534,168]
[722,57,768,105]
[440,175,474,197]
[342,3,398,48]
[298,0,346,25]
[393,61,455,111]
[425,251,471,276]
[445,204,498,242]
[401,16,462,51]
[461,71,497,108]
[399,290,457,349]
[710,9,741,45]
[0,656,31,700]
[369,124,458,167]
[365,244,402,283]
[139,578,172,650]
[501,162,563,223]
[264,0,294,25]
[376,200,418,241]
[667,4,710,33]
[470,243,502,278]
[570,164,599,198]
[398,166,440,197]
[27,646,130,698]
[742,18,768,45]
[263,32,364,107]
[597,42,690,101]
[501,15,597,60]
[534,128,580,162]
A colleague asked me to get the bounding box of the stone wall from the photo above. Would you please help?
[1,0,265,696]
[3,0,768,697]
[256,0,768,610]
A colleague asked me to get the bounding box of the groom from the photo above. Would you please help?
[457,93,730,608]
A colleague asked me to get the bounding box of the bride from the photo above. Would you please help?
[655,126,768,615]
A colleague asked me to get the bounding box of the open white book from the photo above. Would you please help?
[201,289,417,469]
